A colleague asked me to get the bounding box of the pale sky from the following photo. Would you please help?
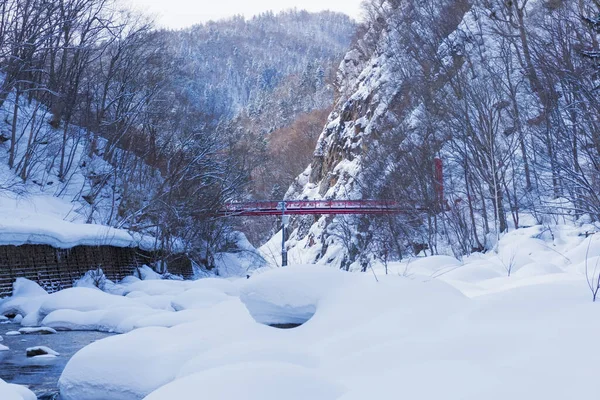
[122,0,364,29]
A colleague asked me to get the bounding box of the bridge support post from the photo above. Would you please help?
[278,201,288,267]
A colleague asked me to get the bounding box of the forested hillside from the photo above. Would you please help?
[3,0,598,275]
[281,0,600,270]
[0,0,355,272]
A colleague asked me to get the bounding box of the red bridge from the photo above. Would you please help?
[218,200,426,217]
[219,159,444,219]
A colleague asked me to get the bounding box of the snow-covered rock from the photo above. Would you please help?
[26,345,60,357]
[19,326,57,335]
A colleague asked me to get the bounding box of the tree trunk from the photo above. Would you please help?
[9,89,20,169]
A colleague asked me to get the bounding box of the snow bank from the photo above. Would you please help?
[59,299,268,399]
[0,192,148,249]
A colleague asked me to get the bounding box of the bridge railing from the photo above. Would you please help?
[218,200,424,216]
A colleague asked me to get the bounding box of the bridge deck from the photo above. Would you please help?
[218,200,424,217]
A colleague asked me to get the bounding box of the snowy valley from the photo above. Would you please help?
[2,224,600,399]
[1,0,600,399]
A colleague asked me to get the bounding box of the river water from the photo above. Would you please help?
[0,322,113,399]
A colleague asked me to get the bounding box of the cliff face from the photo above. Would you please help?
[280,0,473,268]
[278,0,597,268]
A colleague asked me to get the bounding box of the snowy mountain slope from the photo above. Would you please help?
[279,0,600,268]
[0,7,358,272]
[0,89,155,249]
[281,0,471,267]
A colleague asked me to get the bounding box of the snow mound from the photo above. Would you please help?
[512,262,564,278]
[59,299,266,399]
[239,264,355,325]
[12,278,48,298]
[29,287,150,326]
[143,362,345,400]
[1,278,49,317]
[404,255,462,277]
[0,379,36,400]
[176,341,320,379]
[42,307,159,333]
[170,288,231,311]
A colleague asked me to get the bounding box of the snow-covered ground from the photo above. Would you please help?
[0,190,153,249]
[1,223,599,399]
[0,88,158,250]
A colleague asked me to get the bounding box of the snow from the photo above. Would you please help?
[18,326,57,335]
[26,345,60,357]
[12,278,48,298]
[0,224,598,400]
[239,265,357,325]
[0,191,155,249]
[0,89,162,252]
[144,362,344,400]
[0,379,36,400]
[213,232,266,277]
[0,202,135,249]
[0,344,8,351]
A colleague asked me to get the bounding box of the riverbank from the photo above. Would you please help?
[0,322,112,398]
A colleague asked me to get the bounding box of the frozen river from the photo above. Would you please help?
[0,322,112,399]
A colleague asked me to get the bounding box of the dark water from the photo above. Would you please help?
[0,322,113,399]
[269,323,303,329]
